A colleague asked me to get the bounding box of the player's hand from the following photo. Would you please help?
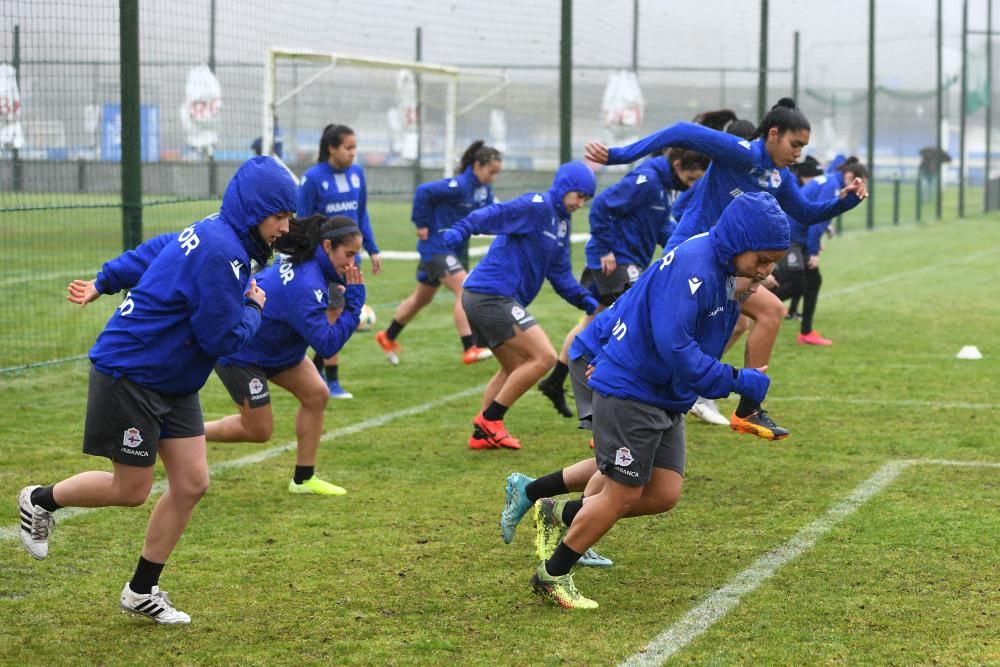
[67,279,100,307]
[600,252,617,276]
[342,264,364,285]
[585,363,595,380]
[807,255,820,270]
[246,279,266,308]
[370,253,382,275]
[416,227,429,241]
[584,141,610,165]
[760,274,778,290]
[841,177,868,200]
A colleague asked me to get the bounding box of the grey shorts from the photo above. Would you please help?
[461,290,537,349]
[581,264,642,306]
[592,392,685,486]
[83,365,204,468]
[214,363,281,408]
[568,355,594,430]
[417,253,464,287]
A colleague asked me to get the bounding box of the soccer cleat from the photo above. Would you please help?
[18,486,55,560]
[534,497,567,561]
[472,413,521,449]
[288,476,347,496]
[375,330,401,365]
[500,472,535,543]
[120,583,191,625]
[730,409,790,441]
[462,346,493,365]
[797,330,833,346]
[537,377,573,418]
[468,426,498,450]
[689,396,730,426]
[530,562,598,610]
[326,380,353,399]
[579,547,614,568]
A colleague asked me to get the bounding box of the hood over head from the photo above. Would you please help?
[710,192,790,270]
[220,156,298,263]
[548,161,597,216]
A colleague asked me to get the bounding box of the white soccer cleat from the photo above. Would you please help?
[18,485,55,560]
[120,583,191,625]
[690,397,730,426]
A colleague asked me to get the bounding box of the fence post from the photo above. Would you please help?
[12,24,22,192]
[893,178,900,224]
[120,0,143,250]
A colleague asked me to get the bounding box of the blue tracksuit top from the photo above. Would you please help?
[298,161,379,256]
[89,156,299,396]
[589,191,790,413]
[412,166,497,261]
[568,303,617,362]
[221,246,366,370]
[456,161,599,312]
[789,171,844,256]
[585,156,678,269]
[602,122,862,251]
[671,185,695,223]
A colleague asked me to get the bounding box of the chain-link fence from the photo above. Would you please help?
[0,0,991,370]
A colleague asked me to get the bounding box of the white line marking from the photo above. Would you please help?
[772,396,1000,411]
[619,459,1000,667]
[0,384,484,542]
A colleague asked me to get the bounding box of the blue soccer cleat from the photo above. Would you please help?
[500,472,535,544]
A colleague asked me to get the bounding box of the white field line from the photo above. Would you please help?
[619,458,1000,667]
[772,396,1000,411]
[0,384,484,542]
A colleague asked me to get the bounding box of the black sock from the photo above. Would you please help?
[30,485,61,512]
[545,542,583,577]
[736,395,759,418]
[324,364,339,383]
[482,400,508,422]
[545,360,569,386]
[129,555,165,595]
[460,335,474,351]
[386,319,405,341]
[525,470,569,503]
[312,351,323,373]
[561,499,583,527]
[294,466,315,484]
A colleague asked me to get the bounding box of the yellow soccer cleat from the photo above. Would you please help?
[288,476,347,496]
[530,562,598,610]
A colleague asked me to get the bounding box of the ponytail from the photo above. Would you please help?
[749,98,810,141]
[458,140,502,173]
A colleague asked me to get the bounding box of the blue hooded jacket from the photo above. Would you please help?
[412,166,497,260]
[89,156,298,396]
[298,161,380,256]
[569,302,617,363]
[601,122,861,252]
[220,245,366,370]
[787,170,844,256]
[585,156,678,269]
[589,191,790,412]
[454,161,599,312]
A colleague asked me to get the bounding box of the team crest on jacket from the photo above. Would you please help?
[350,173,361,188]
[614,447,633,467]
[558,221,568,238]
[769,169,782,188]
[123,427,143,448]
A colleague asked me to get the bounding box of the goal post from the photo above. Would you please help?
[263,47,462,176]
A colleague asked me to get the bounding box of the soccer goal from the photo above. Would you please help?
[263,47,508,178]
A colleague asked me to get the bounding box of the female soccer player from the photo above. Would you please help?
[19,156,296,624]
[442,161,600,450]
[298,124,380,399]
[205,215,365,495]
[773,157,869,345]
[586,98,867,440]
[528,192,789,610]
[374,140,502,366]
[537,148,709,418]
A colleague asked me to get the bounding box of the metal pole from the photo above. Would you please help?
[12,24,21,191]
[560,0,573,165]
[120,0,142,250]
[985,0,993,212]
[960,0,968,218]
[207,0,218,197]
[793,31,800,102]
[936,0,944,219]
[414,27,423,192]
[893,178,900,224]
[757,0,769,121]
[866,0,876,230]
[632,0,639,72]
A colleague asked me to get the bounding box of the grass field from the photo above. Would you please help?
[1,203,998,664]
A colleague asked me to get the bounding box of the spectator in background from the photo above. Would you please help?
[918,147,951,203]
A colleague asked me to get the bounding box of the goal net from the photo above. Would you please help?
[263,47,508,181]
